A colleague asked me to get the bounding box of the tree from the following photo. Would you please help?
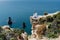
[46,16,54,22]
[39,18,47,25]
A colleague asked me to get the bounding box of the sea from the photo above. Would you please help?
[0,1,60,34]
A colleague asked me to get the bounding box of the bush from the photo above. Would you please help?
[46,32,58,38]
[55,12,60,20]
[0,27,3,33]
[53,15,57,19]
[0,38,2,40]
[39,18,46,24]
[0,33,5,38]
[48,24,51,29]
[46,16,54,22]
[10,38,16,40]
[14,28,24,35]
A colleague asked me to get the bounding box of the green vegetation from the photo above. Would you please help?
[44,12,60,38]
[46,16,54,22]
[0,27,3,33]
[0,12,60,39]
[0,26,25,40]
[46,32,58,38]
[10,38,16,40]
[14,28,24,35]
[36,12,60,38]
[39,18,46,24]
[0,38,2,40]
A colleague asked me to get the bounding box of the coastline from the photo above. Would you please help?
[0,11,60,40]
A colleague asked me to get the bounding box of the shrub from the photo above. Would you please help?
[46,16,54,22]
[0,38,2,40]
[14,28,24,35]
[10,38,16,40]
[0,33,5,38]
[46,32,58,38]
[0,27,3,33]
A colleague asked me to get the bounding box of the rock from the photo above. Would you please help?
[2,25,10,30]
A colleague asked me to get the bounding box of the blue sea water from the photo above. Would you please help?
[0,1,60,34]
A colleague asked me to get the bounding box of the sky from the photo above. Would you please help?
[0,0,60,2]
